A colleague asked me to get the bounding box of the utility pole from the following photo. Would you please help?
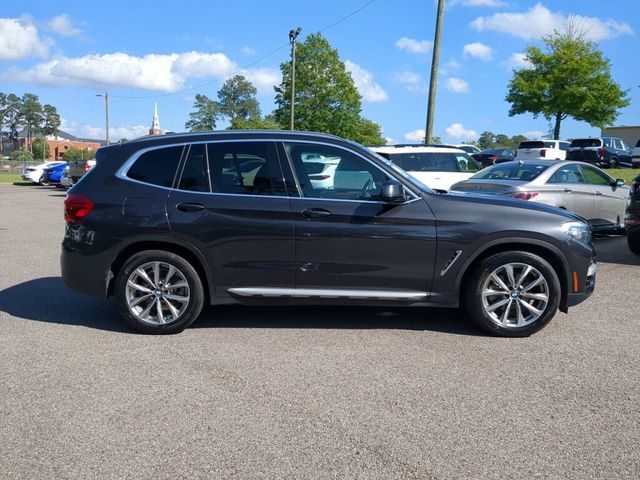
[96,92,110,145]
[289,27,302,130]
[425,0,445,145]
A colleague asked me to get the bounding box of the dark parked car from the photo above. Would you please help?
[566,137,633,168]
[61,131,596,337]
[625,175,640,254]
[472,148,516,167]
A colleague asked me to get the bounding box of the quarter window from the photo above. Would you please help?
[127,145,184,187]
[284,142,390,201]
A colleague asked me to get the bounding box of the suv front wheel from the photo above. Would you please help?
[115,250,204,334]
[465,251,561,337]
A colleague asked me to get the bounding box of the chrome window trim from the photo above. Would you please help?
[279,139,421,201]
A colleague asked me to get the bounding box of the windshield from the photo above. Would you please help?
[470,162,550,181]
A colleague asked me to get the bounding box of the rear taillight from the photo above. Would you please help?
[540,149,546,158]
[64,194,94,223]
[513,192,539,200]
[84,162,92,172]
[597,147,605,158]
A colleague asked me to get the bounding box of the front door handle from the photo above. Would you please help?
[594,191,603,196]
[302,208,331,219]
[177,202,206,212]
[563,188,572,193]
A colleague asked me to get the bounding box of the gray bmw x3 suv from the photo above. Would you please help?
[61,131,597,336]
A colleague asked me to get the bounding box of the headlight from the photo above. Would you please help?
[561,221,592,243]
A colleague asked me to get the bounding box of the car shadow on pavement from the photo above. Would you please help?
[593,235,640,266]
[194,305,488,336]
[0,277,129,333]
[0,277,487,336]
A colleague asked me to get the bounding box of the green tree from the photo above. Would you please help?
[274,33,372,141]
[11,147,33,163]
[509,134,528,148]
[21,93,42,153]
[230,115,281,130]
[506,28,630,139]
[4,94,23,148]
[217,75,261,123]
[431,135,442,145]
[185,94,220,131]
[40,104,61,137]
[63,147,89,160]
[477,131,496,150]
[31,138,51,160]
[350,118,385,145]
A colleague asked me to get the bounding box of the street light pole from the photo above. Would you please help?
[289,27,302,130]
[425,0,445,145]
[96,92,110,145]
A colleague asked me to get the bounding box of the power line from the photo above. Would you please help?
[109,0,377,100]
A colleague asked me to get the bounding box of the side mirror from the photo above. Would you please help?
[381,180,406,203]
[615,178,625,187]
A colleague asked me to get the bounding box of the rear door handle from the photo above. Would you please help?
[594,191,603,196]
[177,202,206,212]
[302,208,331,219]
[563,188,572,192]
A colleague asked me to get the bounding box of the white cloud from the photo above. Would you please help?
[384,137,396,145]
[395,36,432,54]
[345,60,388,102]
[4,51,238,92]
[451,0,507,6]
[470,3,634,41]
[241,67,281,94]
[445,123,478,140]
[395,71,421,85]
[404,129,426,142]
[61,118,149,142]
[463,42,494,61]
[0,17,51,61]
[444,77,470,93]
[504,52,533,70]
[521,130,546,139]
[241,46,255,55]
[46,14,81,37]
[440,59,462,76]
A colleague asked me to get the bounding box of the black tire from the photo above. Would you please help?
[628,231,640,255]
[609,157,619,168]
[115,250,204,334]
[39,173,49,186]
[464,251,561,337]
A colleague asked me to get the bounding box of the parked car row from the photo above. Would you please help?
[20,158,96,188]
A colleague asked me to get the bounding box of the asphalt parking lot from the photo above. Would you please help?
[1,183,639,479]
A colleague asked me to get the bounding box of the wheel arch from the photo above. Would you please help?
[107,240,214,303]
[456,238,570,311]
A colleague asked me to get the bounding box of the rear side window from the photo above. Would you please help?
[518,141,545,149]
[126,145,184,187]
[570,139,601,148]
[208,141,282,196]
[454,153,479,172]
[472,163,549,181]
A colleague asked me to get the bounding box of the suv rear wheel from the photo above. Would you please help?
[115,250,204,334]
[465,251,560,337]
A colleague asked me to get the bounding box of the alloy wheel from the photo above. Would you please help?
[481,262,549,328]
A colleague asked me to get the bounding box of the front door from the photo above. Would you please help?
[279,141,437,299]
[166,140,295,295]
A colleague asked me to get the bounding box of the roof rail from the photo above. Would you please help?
[367,143,461,149]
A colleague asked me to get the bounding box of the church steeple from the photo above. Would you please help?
[149,102,162,135]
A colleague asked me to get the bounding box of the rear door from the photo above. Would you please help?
[279,140,437,298]
[166,140,295,295]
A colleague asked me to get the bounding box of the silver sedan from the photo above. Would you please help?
[451,160,629,232]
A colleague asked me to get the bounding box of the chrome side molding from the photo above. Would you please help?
[227,287,428,301]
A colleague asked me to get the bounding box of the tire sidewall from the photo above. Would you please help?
[115,250,204,334]
[465,251,561,337]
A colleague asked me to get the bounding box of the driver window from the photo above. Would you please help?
[283,142,390,201]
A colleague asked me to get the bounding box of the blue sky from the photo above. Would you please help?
[1,1,638,144]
